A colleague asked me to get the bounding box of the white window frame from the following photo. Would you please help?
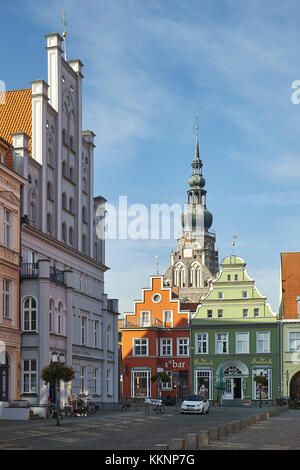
[253,368,272,400]
[177,337,189,357]
[140,311,151,327]
[216,332,229,354]
[22,359,37,394]
[218,292,224,300]
[195,332,208,355]
[80,366,86,394]
[288,332,300,352]
[163,310,173,327]
[131,370,151,398]
[194,369,213,400]
[256,331,270,353]
[23,297,37,332]
[81,316,87,345]
[3,208,10,248]
[236,332,249,354]
[242,291,248,299]
[160,338,172,356]
[133,338,149,356]
[93,368,99,394]
[3,279,11,319]
[107,368,112,396]
[94,320,99,348]
[243,309,249,318]
[161,371,172,390]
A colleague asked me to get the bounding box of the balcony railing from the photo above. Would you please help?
[122,317,163,328]
[20,263,38,279]
[50,267,65,286]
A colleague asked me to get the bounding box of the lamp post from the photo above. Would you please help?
[286,370,290,406]
[51,351,65,426]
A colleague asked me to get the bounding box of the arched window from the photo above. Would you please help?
[83,176,87,192]
[190,263,201,288]
[49,299,54,332]
[47,181,53,200]
[62,160,68,178]
[47,213,53,235]
[82,206,87,223]
[69,166,74,182]
[57,302,63,335]
[62,193,67,210]
[48,148,53,166]
[69,226,74,246]
[30,201,37,227]
[62,223,67,242]
[62,129,67,146]
[23,297,37,332]
[69,197,74,213]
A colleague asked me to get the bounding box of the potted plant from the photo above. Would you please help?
[41,363,75,384]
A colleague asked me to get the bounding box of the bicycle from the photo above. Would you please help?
[144,398,165,414]
[68,394,97,415]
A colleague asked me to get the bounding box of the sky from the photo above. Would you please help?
[1,0,300,313]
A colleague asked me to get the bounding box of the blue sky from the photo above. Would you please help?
[1,0,300,313]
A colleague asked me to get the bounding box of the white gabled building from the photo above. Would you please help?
[0,32,119,412]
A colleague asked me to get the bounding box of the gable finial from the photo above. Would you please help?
[62,10,67,60]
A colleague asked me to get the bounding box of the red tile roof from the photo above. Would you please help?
[281,252,300,319]
[0,89,32,154]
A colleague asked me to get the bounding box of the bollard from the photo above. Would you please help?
[254,415,261,424]
[154,444,169,450]
[185,434,198,450]
[265,411,270,420]
[240,418,247,429]
[208,427,218,441]
[218,424,227,438]
[226,422,234,434]
[198,431,210,445]
[170,438,185,450]
[232,420,241,432]
[260,412,266,421]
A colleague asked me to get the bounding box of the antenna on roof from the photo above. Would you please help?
[62,10,67,61]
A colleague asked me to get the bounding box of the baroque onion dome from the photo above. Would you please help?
[181,126,213,232]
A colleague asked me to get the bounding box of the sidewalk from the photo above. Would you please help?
[202,410,300,450]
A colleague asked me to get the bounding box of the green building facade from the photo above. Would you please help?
[191,255,280,405]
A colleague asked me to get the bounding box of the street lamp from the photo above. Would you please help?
[51,351,65,425]
[286,370,290,405]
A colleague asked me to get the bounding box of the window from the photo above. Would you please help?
[23,360,37,394]
[163,310,173,326]
[152,294,162,303]
[195,370,212,399]
[131,370,151,398]
[94,320,99,347]
[62,192,67,210]
[133,338,148,356]
[62,223,67,242]
[82,206,87,224]
[80,367,86,394]
[289,332,300,352]
[243,309,249,318]
[3,279,11,318]
[218,292,224,299]
[216,333,229,354]
[236,332,249,354]
[195,333,208,354]
[3,209,10,248]
[207,310,213,318]
[81,317,87,345]
[242,291,248,299]
[253,369,271,400]
[235,275,238,281]
[69,197,74,213]
[141,311,150,327]
[107,369,112,395]
[62,160,68,177]
[82,234,87,253]
[23,297,37,331]
[57,303,63,335]
[47,213,53,234]
[69,226,74,246]
[107,325,112,350]
[93,368,98,394]
[49,299,54,332]
[254,308,259,317]
[227,275,231,281]
[161,371,172,390]
[257,332,270,353]
[160,338,172,356]
[177,338,189,356]
[47,181,53,200]
[218,309,223,318]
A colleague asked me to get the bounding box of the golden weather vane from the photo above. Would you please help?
[62,10,67,61]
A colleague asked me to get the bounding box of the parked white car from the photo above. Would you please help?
[181,395,209,414]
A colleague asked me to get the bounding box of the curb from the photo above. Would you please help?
[153,406,288,450]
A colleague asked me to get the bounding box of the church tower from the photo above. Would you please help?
[164,126,219,303]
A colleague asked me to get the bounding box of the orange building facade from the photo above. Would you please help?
[0,137,25,402]
[121,276,191,401]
